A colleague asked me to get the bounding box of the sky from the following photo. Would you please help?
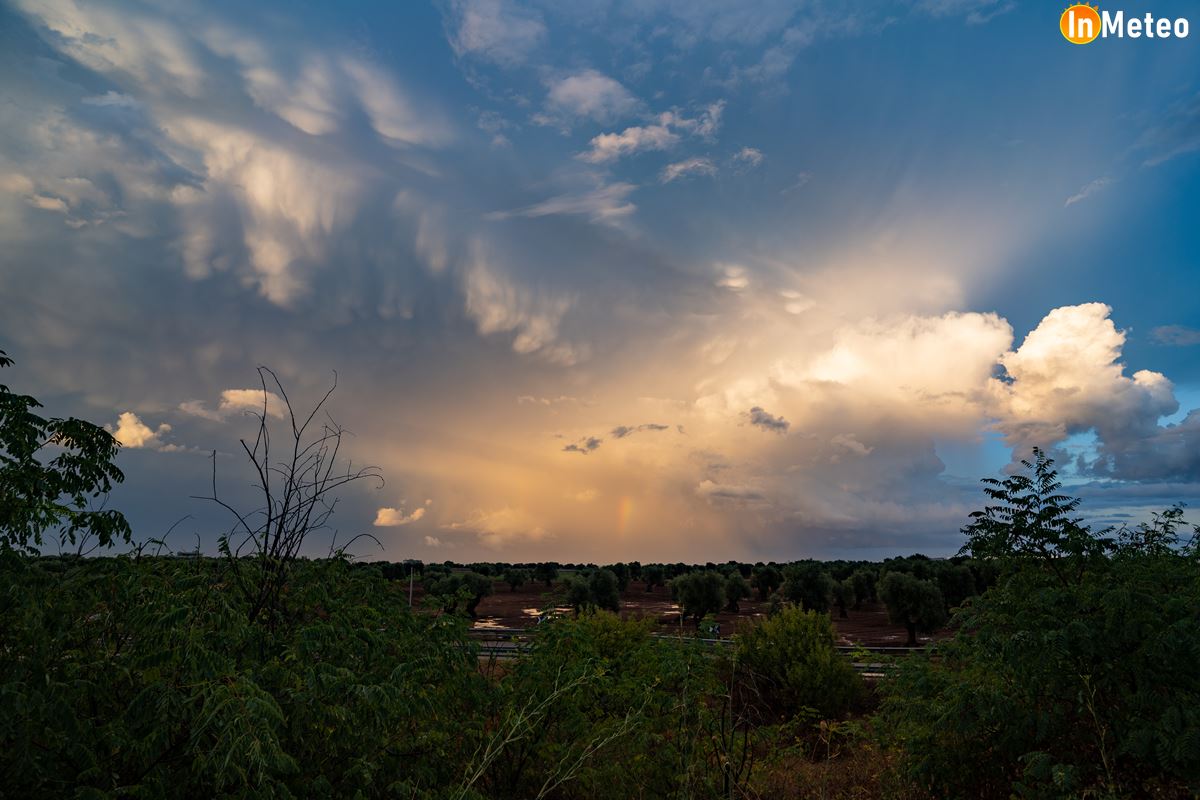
[2,0,1199,562]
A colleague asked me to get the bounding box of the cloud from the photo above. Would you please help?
[442,507,550,549]
[989,303,1185,478]
[463,247,583,365]
[733,147,764,168]
[610,423,669,439]
[695,479,766,503]
[444,0,546,65]
[577,102,724,163]
[424,535,443,547]
[916,0,1015,24]
[563,436,603,454]
[578,124,678,164]
[108,411,172,449]
[660,157,717,183]
[715,264,749,291]
[374,505,427,527]
[535,70,639,128]
[486,182,637,225]
[1138,93,1200,167]
[180,389,286,421]
[781,171,813,193]
[1065,177,1113,207]
[780,289,814,315]
[747,406,789,433]
[1152,325,1200,346]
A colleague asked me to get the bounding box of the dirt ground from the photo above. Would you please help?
[413,578,946,647]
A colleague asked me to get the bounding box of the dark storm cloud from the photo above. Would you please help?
[563,436,603,455]
[747,406,789,434]
[610,423,669,438]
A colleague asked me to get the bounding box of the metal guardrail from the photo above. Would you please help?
[467,627,930,675]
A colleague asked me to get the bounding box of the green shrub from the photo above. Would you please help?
[734,606,864,720]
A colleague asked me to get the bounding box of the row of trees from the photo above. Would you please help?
[398,555,972,645]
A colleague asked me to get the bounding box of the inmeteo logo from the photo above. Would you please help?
[1060,3,1190,44]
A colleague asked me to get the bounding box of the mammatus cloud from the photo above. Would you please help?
[108,412,173,450]
[747,406,789,433]
[463,247,583,365]
[1065,177,1113,207]
[1152,325,1200,346]
[715,264,749,291]
[660,157,717,183]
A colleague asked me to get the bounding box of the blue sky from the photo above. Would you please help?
[2,0,1199,561]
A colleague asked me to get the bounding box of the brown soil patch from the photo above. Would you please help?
[411,578,948,647]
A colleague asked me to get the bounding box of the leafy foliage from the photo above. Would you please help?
[780,563,834,613]
[671,570,726,623]
[880,452,1200,798]
[878,572,947,647]
[0,350,131,553]
[961,446,1110,586]
[734,607,865,721]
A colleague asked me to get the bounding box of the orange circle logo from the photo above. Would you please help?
[1061,3,1101,44]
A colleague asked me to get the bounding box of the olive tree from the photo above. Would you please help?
[751,565,782,600]
[780,563,833,613]
[503,567,528,592]
[533,563,558,587]
[879,571,947,646]
[724,572,750,612]
[671,571,725,625]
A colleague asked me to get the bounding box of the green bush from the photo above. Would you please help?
[878,454,1200,799]
[734,606,864,720]
[0,556,486,798]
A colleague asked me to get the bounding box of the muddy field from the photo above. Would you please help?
[412,578,946,647]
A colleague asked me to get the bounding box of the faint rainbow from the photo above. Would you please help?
[616,496,633,537]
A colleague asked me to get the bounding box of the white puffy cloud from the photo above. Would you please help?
[445,0,546,65]
[109,411,172,449]
[180,389,286,421]
[733,146,764,168]
[989,303,1179,467]
[660,157,717,183]
[536,70,639,128]
[578,123,678,164]
[374,506,427,527]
